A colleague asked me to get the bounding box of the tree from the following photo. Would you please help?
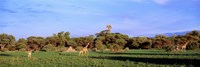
[94,36,106,49]
[152,34,169,49]
[112,43,121,52]
[95,32,129,51]
[27,36,46,51]
[66,40,77,47]
[64,32,70,40]
[42,44,56,52]
[73,35,94,48]
[185,30,200,50]
[186,30,200,36]
[56,31,71,47]
[128,37,152,49]
[137,37,152,49]
[46,36,58,46]
[15,38,27,51]
[0,33,16,51]
[114,39,127,49]
[127,38,139,49]
[95,40,106,50]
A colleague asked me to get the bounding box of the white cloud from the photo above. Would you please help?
[153,0,171,5]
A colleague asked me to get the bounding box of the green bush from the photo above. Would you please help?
[112,44,121,51]
[107,44,112,49]
[7,45,16,51]
[187,42,199,50]
[42,44,56,52]
[75,46,83,51]
[164,46,173,51]
[19,48,27,52]
[57,46,68,52]
[16,43,27,50]
[124,47,129,51]
[96,44,106,50]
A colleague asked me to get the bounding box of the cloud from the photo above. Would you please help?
[0,8,17,13]
[153,0,171,5]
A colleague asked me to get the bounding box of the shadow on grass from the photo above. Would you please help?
[0,54,11,56]
[96,52,200,56]
[58,52,78,56]
[90,56,200,66]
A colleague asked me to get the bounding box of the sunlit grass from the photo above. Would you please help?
[0,50,199,67]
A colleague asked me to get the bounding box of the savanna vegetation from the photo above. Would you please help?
[0,50,199,67]
[0,30,200,52]
[0,29,200,66]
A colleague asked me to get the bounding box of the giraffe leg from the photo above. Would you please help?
[86,51,88,56]
[79,51,83,56]
[83,51,86,56]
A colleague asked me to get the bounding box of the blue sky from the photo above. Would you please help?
[0,0,199,39]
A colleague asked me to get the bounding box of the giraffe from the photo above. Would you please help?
[27,48,33,58]
[79,43,90,56]
[180,42,189,50]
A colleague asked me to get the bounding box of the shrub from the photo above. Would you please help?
[16,43,27,50]
[42,44,56,52]
[107,43,113,49]
[187,41,199,50]
[7,45,16,51]
[96,44,106,50]
[112,44,121,51]
[19,48,27,52]
[56,46,68,52]
[139,42,151,49]
[75,46,83,51]
[164,46,173,51]
[124,47,129,51]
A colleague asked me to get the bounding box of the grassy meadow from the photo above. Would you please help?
[0,50,200,67]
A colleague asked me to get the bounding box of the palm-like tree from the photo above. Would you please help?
[106,24,112,33]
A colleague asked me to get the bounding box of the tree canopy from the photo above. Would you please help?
[0,30,199,51]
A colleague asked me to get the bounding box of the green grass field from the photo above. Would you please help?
[0,50,200,67]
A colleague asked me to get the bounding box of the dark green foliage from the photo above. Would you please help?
[66,40,77,47]
[15,38,27,50]
[41,44,56,52]
[112,43,121,51]
[164,45,174,52]
[94,32,129,51]
[187,41,199,50]
[75,46,83,51]
[0,30,200,51]
[0,33,16,51]
[27,36,46,51]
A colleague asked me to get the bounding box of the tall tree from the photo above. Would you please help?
[16,38,27,50]
[0,33,16,51]
[152,34,169,49]
[27,36,46,51]
[127,37,139,49]
[185,30,200,50]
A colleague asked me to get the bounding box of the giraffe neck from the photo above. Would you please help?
[85,43,89,48]
[183,42,188,45]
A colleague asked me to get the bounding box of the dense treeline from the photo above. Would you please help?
[0,30,199,52]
